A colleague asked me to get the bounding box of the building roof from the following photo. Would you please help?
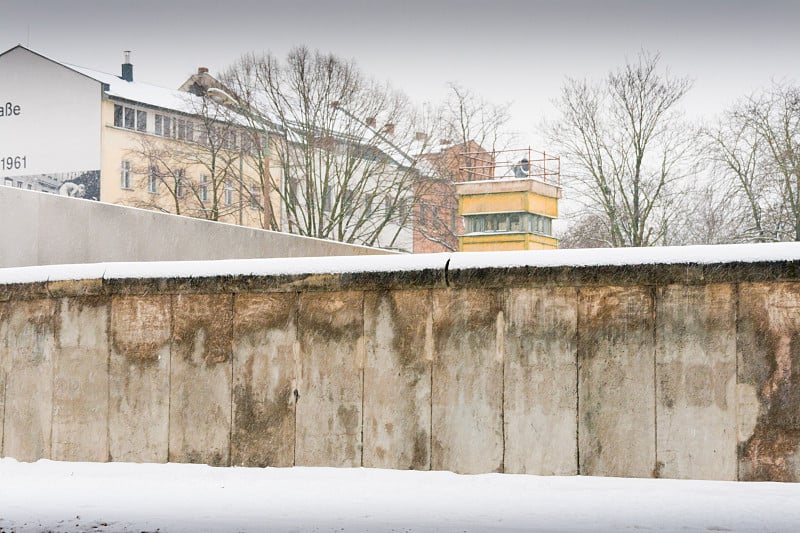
[67,63,201,115]
[1,45,437,176]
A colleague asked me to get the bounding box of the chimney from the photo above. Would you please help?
[121,50,133,82]
[415,132,428,142]
[197,67,209,74]
[365,117,376,128]
[383,123,395,135]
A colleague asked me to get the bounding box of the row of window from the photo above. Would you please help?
[121,160,260,208]
[464,212,553,236]
[3,177,30,189]
[113,105,147,132]
[113,104,254,152]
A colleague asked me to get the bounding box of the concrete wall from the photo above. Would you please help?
[3,251,800,481]
[0,186,389,268]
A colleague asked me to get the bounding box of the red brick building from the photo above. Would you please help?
[413,140,492,253]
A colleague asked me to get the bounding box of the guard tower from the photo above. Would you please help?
[456,147,561,251]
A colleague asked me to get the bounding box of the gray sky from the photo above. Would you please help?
[2,0,799,146]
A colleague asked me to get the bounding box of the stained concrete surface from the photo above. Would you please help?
[578,286,656,478]
[231,293,297,467]
[295,291,364,467]
[108,295,171,462]
[738,282,800,482]
[363,289,432,470]
[1,298,55,461]
[169,294,233,466]
[51,296,109,462]
[431,289,504,474]
[503,286,578,475]
[655,284,737,480]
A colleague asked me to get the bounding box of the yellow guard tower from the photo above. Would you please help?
[456,147,561,251]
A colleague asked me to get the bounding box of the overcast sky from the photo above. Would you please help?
[2,0,799,146]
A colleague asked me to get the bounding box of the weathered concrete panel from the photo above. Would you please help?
[52,296,109,462]
[578,286,656,478]
[0,301,6,453]
[738,282,800,482]
[296,291,364,467]
[655,284,737,480]
[109,295,171,462]
[363,290,432,470]
[431,289,503,474]
[169,294,233,466]
[2,298,55,461]
[504,287,577,475]
[232,293,297,467]
[1,186,389,269]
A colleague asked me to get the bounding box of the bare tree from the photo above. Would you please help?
[742,82,800,241]
[220,47,433,251]
[703,108,771,243]
[550,51,695,248]
[703,82,800,242]
[125,95,263,226]
[414,85,515,252]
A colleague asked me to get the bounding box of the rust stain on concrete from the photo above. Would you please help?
[173,294,233,366]
[739,283,800,482]
[111,296,170,364]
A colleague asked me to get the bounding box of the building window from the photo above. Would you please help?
[224,179,234,206]
[186,121,194,143]
[114,104,145,131]
[121,160,131,189]
[199,174,208,202]
[177,119,186,140]
[147,166,158,194]
[136,110,147,132]
[249,185,261,209]
[124,108,135,129]
[175,169,185,198]
[464,213,553,236]
[157,115,172,138]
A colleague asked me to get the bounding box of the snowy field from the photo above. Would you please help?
[1,459,799,532]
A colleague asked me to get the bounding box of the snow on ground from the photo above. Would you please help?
[0,459,799,532]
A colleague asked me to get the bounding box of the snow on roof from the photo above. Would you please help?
[63,63,202,115]
[3,243,800,286]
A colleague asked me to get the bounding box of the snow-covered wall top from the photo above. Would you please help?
[2,242,800,290]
